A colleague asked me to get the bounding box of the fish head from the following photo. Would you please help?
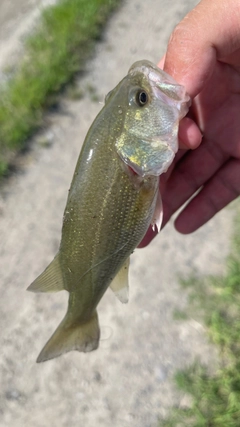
[110,60,190,177]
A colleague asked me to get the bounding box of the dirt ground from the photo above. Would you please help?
[0,1,234,426]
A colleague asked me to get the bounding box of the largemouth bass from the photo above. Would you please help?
[28,60,190,362]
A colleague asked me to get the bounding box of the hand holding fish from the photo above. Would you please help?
[141,0,240,246]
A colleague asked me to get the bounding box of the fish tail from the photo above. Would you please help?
[36,310,100,363]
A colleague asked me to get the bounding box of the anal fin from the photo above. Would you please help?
[27,253,64,293]
[109,257,130,304]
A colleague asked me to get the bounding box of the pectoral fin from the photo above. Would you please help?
[109,257,130,304]
[27,253,64,293]
[151,190,163,233]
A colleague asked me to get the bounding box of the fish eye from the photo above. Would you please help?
[136,90,148,106]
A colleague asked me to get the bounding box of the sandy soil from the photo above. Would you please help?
[0,0,234,426]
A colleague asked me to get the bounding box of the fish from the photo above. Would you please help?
[28,60,190,362]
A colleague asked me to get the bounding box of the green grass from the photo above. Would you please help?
[0,0,120,175]
[161,205,240,427]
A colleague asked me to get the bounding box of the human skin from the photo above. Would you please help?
[140,0,240,247]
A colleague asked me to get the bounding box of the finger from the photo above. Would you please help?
[163,0,240,97]
[174,158,240,233]
[157,55,202,149]
[178,117,202,150]
[158,57,202,150]
[161,138,229,227]
[157,55,165,69]
[164,6,216,96]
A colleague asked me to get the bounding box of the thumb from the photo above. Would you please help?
[162,0,240,97]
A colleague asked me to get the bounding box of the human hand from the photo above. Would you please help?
[140,0,240,247]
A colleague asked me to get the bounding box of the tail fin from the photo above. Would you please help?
[27,253,64,293]
[37,310,100,363]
